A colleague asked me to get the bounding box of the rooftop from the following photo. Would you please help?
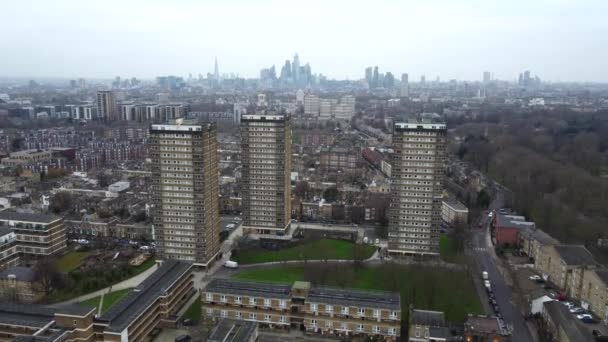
[543,301,593,341]
[495,214,535,230]
[99,260,192,332]
[410,309,446,326]
[0,226,13,236]
[554,245,596,266]
[0,210,59,224]
[0,266,36,282]
[465,315,501,334]
[519,228,558,245]
[208,319,258,342]
[205,279,292,299]
[0,303,93,329]
[429,326,453,340]
[442,199,468,212]
[308,286,401,310]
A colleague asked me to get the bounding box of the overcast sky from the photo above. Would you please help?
[2,0,607,82]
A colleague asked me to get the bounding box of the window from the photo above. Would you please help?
[279,300,286,308]
[390,311,397,319]
[341,323,348,330]
[280,316,286,323]
[220,295,227,303]
[373,309,379,318]
[415,327,420,337]
[342,307,349,315]
[425,329,429,338]
[264,298,271,307]
[250,313,256,319]
[357,324,364,332]
[265,314,271,321]
[358,308,365,316]
[310,303,317,312]
[236,311,242,319]
[373,325,380,333]
[388,327,396,335]
[221,310,227,317]
[206,308,213,315]
[326,320,333,328]
[235,296,241,304]
[206,293,212,301]
[311,319,317,326]
[250,297,256,305]
[326,305,333,313]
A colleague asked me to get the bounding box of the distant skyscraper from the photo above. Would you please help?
[240,112,292,238]
[384,72,395,88]
[420,75,426,84]
[400,73,409,97]
[96,90,116,121]
[483,71,491,83]
[372,66,379,88]
[365,67,373,86]
[280,60,292,81]
[149,120,220,266]
[389,120,447,256]
[214,57,220,81]
[292,54,300,82]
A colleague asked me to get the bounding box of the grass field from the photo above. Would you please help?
[54,251,89,272]
[79,288,131,314]
[232,239,375,264]
[233,264,482,322]
[182,295,202,321]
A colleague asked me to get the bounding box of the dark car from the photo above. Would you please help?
[175,335,191,342]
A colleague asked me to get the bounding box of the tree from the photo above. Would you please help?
[353,244,367,269]
[34,259,59,296]
[322,187,339,203]
[50,192,73,214]
[294,181,311,199]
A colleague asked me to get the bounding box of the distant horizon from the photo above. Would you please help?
[2,1,608,83]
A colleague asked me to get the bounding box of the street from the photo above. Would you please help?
[468,192,535,342]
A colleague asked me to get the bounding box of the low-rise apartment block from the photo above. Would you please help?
[208,319,258,342]
[408,308,452,342]
[319,147,357,172]
[0,211,67,259]
[519,228,558,261]
[535,244,597,298]
[0,227,19,271]
[441,199,468,225]
[202,279,401,340]
[579,269,608,321]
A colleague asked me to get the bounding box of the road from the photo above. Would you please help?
[468,192,535,342]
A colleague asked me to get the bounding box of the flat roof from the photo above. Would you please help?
[99,260,192,332]
[495,214,535,230]
[442,199,468,212]
[205,279,292,299]
[465,315,500,333]
[0,266,36,281]
[241,114,288,121]
[208,319,258,342]
[308,286,401,310]
[554,245,596,266]
[394,122,446,130]
[0,303,93,329]
[410,309,445,326]
[0,210,60,224]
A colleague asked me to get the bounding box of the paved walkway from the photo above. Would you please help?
[59,263,159,305]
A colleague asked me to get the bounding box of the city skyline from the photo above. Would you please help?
[1,0,608,82]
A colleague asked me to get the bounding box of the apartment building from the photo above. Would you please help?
[96,90,116,121]
[535,244,596,298]
[208,319,258,342]
[407,308,451,342]
[0,227,19,271]
[519,228,558,261]
[319,147,357,172]
[441,199,468,225]
[202,279,401,340]
[0,303,96,342]
[0,211,67,259]
[96,260,194,341]
[580,269,608,322]
[0,149,53,166]
[149,120,220,266]
[0,260,193,342]
[388,121,447,255]
[240,113,292,238]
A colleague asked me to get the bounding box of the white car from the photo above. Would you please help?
[488,212,493,218]
[484,280,491,288]
[563,302,575,308]
[529,275,542,281]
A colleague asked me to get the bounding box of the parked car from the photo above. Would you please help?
[563,302,575,309]
[570,307,586,314]
[576,314,593,321]
[482,271,489,280]
[484,280,491,288]
[224,260,239,269]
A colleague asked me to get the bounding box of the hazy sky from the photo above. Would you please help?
[2,0,607,82]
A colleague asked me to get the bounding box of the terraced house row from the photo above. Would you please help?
[202,279,401,340]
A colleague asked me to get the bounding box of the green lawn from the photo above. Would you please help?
[182,295,202,321]
[439,235,467,264]
[233,264,482,322]
[233,239,375,264]
[79,288,131,314]
[54,251,89,272]
[131,256,157,275]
